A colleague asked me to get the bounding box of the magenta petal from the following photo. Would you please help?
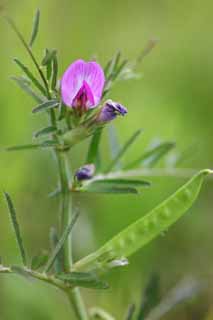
[61,59,105,108]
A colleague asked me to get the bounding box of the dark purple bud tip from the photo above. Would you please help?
[97,100,127,123]
[75,164,95,181]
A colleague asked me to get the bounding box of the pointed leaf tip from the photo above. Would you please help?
[29,9,40,47]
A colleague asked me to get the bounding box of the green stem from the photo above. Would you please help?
[56,150,88,320]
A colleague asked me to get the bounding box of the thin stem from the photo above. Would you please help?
[56,151,88,320]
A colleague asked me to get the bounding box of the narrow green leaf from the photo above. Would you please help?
[74,169,212,272]
[125,305,136,320]
[41,49,57,66]
[125,142,175,170]
[34,126,57,138]
[83,185,138,195]
[32,99,59,113]
[46,59,52,81]
[11,76,43,103]
[6,140,58,152]
[56,271,109,289]
[6,143,42,151]
[13,58,46,96]
[31,253,48,270]
[137,273,160,320]
[90,308,115,320]
[51,54,58,90]
[145,277,202,320]
[29,9,40,47]
[108,125,121,169]
[49,227,63,273]
[4,192,27,265]
[105,129,143,173]
[87,178,150,189]
[44,210,79,273]
[48,187,61,198]
[86,129,103,165]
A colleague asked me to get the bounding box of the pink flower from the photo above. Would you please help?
[61,59,105,112]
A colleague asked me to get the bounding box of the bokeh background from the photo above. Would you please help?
[0,0,213,319]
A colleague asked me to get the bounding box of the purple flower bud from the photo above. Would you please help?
[97,100,127,123]
[61,60,105,112]
[75,164,95,181]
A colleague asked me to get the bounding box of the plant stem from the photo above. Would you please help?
[56,150,88,320]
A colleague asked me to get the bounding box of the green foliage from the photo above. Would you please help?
[86,129,103,166]
[4,192,27,266]
[41,49,57,66]
[44,209,79,272]
[13,58,46,95]
[56,272,109,289]
[33,126,57,138]
[108,125,121,169]
[137,274,160,320]
[105,129,143,172]
[125,142,175,169]
[31,252,48,270]
[32,99,59,113]
[49,227,64,273]
[29,9,40,47]
[125,305,136,320]
[11,76,44,103]
[82,178,150,194]
[5,140,58,151]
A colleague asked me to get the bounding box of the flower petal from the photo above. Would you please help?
[61,59,105,108]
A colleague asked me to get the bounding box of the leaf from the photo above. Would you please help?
[48,187,61,198]
[137,273,160,320]
[13,58,46,96]
[90,307,115,320]
[41,49,57,66]
[4,192,27,265]
[74,169,212,272]
[125,305,136,320]
[105,51,121,79]
[5,140,58,152]
[11,76,44,103]
[84,178,150,195]
[108,125,121,169]
[32,99,59,113]
[86,129,103,165]
[31,253,48,270]
[44,209,79,273]
[51,54,58,90]
[29,9,40,47]
[46,59,52,81]
[56,272,109,290]
[49,227,63,273]
[83,185,139,195]
[34,126,57,138]
[87,178,150,188]
[145,277,203,320]
[105,129,143,173]
[125,142,175,170]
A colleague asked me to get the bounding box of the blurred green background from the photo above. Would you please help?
[0,0,213,319]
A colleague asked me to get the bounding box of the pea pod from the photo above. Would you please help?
[74,169,212,272]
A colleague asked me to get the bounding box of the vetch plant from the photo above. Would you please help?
[1,9,212,320]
